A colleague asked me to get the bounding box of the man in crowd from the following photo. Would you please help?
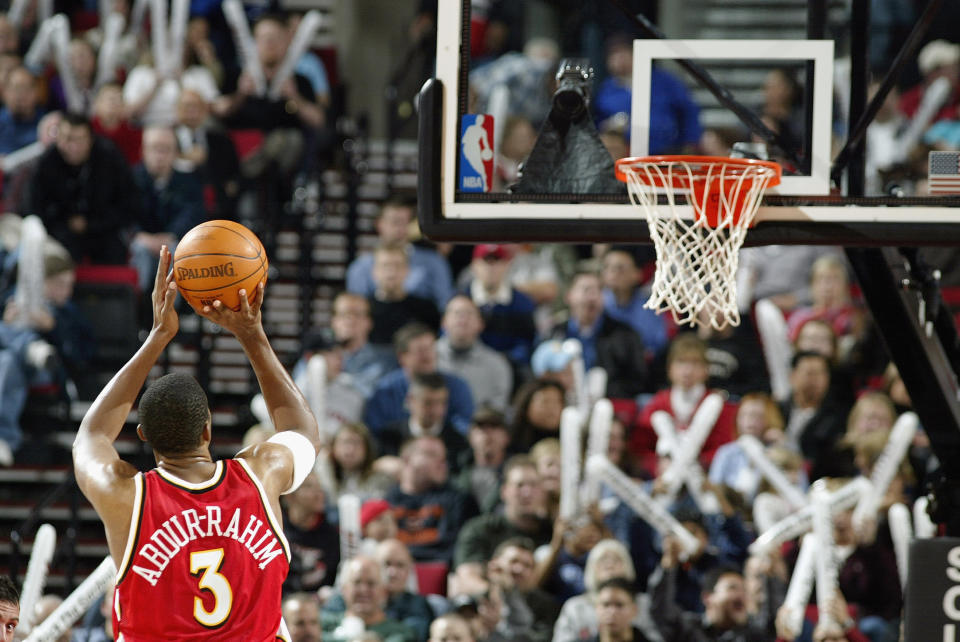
[212,14,324,180]
[30,112,140,264]
[545,270,648,398]
[368,245,440,345]
[386,435,478,563]
[437,295,513,412]
[781,351,848,480]
[321,556,416,641]
[454,456,552,576]
[364,323,474,435]
[453,408,511,512]
[377,539,436,639]
[600,248,667,361]
[651,537,769,641]
[347,197,453,310]
[466,244,537,374]
[487,537,559,642]
[131,126,207,292]
[328,291,396,398]
[378,373,470,466]
[590,578,656,642]
[283,593,323,642]
[323,539,434,640]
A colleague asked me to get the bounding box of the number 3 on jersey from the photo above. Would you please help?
[190,548,233,627]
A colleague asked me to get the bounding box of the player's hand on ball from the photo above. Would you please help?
[199,281,265,340]
[153,246,179,339]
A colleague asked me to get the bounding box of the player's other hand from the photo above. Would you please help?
[199,282,265,341]
[153,246,179,340]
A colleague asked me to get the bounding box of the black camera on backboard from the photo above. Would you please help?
[552,58,594,122]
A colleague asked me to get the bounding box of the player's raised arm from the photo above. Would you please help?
[199,284,321,496]
[73,246,179,509]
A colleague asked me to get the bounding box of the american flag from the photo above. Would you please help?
[929,151,960,194]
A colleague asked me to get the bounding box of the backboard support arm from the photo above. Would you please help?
[846,246,960,535]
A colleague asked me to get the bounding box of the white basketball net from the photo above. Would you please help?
[620,158,778,330]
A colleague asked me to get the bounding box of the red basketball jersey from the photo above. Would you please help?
[114,459,291,641]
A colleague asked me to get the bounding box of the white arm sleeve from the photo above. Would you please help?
[266,431,317,494]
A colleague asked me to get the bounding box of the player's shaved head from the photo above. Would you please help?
[138,373,210,454]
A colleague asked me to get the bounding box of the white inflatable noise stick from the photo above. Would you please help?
[17,523,57,635]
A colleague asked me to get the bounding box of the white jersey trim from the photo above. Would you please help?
[234,457,291,562]
[155,460,225,490]
[115,473,144,583]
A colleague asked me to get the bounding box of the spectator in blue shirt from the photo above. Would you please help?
[600,248,669,359]
[130,126,207,292]
[346,197,453,311]
[593,33,702,154]
[364,322,474,435]
[544,270,649,398]
[0,67,43,155]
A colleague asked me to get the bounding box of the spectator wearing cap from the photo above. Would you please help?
[385,435,478,563]
[529,341,577,396]
[449,581,509,642]
[368,245,441,346]
[452,408,511,512]
[361,499,397,543]
[464,243,537,375]
[437,295,513,413]
[377,372,470,467]
[899,39,960,123]
[329,292,397,399]
[544,270,649,399]
[325,539,434,640]
[346,197,453,310]
[363,323,475,435]
[282,473,340,594]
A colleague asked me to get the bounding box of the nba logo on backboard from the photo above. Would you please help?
[460,114,494,192]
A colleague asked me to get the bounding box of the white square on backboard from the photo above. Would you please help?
[630,39,834,196]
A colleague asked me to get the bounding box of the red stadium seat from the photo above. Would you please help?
[414,561,448,596]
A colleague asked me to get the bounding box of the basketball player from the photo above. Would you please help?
[73,246,321,640]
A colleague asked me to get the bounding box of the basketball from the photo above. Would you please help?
[173,220,268,312]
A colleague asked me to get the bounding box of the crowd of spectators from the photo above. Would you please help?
[221,196,918,642]
[0,0,335,464]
